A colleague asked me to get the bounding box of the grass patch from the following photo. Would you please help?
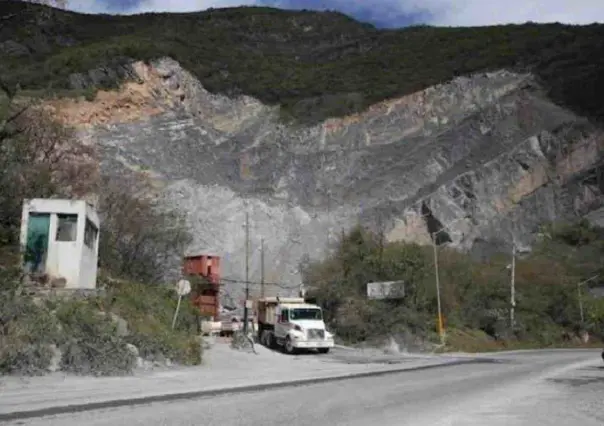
[97,276,202,366]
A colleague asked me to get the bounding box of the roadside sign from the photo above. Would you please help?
[367,281,405,300]
[172,279,191,330]
[176,279,191,296]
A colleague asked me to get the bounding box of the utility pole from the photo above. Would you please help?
[510,237,516,330]
[260,238,265,299]
[578,282,584,325]
[243,212,250,334]
[432,232,444,345]
[377,214,384,277]
[577,275,599,327]
[425,216,467,346]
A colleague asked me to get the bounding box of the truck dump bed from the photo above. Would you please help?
[256,297,304,325]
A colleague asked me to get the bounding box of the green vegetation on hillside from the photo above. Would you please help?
[302,222,604,351]
[1,266,201,376]
[1,1,603,123]
[98,276,201,365]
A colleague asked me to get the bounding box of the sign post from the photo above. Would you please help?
[366,281,405,300]
[172,279,191,330]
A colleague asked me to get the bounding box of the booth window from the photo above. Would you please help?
[56,214,78,242]
[84,218,98,249]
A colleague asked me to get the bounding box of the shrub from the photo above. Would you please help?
[0,263,62,375]
[98,277,202,366]
[303,222,604,350]
[55,300,136,376]
[0,273,201,376]
[97,174,192,284]
[0,263,136,376]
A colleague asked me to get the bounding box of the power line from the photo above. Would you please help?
[219,276,295,290]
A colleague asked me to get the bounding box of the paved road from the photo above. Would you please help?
[4,350,603,426]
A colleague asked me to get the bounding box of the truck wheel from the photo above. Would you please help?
[317,348,330,354]
[284,337,297,355]
[268,333,280,350]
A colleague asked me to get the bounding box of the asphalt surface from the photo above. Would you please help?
[3,350,603,426]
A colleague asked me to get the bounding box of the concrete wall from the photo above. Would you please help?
[20,199,100,289]
[79,203,100,289]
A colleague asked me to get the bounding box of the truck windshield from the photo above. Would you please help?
[290,308,322,320]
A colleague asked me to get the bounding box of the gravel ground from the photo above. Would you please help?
[3,349,601,426]
[205,338,446,367]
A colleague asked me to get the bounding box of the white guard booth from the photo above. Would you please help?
[20,199,100,289]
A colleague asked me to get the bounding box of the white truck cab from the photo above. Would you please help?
[256,297,335,354]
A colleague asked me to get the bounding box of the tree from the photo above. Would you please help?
[0,82,96,247]
[97,173,192,284]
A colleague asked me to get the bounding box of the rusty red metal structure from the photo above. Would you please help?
[183,254,221,319]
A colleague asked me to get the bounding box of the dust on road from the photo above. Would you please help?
[4,350,602,426]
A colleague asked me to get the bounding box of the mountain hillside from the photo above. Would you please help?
[1,2,603,302]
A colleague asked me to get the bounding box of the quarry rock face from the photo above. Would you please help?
[52,58,604,301]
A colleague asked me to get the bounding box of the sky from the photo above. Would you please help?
[66,0,604,28]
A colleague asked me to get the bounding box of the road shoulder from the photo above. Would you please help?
[0,343,480,421]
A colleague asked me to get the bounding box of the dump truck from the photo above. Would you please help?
[256,297,334,354]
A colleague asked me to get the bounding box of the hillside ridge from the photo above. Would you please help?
[1,1,603,124]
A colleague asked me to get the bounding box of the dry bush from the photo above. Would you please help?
[0,92,97,246]
[17,106,98,196]
[97,173,192,284]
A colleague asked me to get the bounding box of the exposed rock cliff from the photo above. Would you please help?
[48,58,604,300]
